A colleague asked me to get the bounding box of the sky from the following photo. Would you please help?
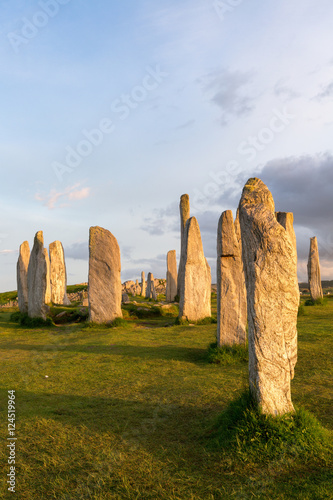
[1,0,333,292]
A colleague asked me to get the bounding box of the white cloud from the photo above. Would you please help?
[68,187,91,201]
[35,184,91,210]
[0,249,17,255]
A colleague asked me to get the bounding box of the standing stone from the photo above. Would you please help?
[179,217,211,322]
[88,226,122,324]
[239,178,299,416]
[27,231,48,319]
[44,249,52,304]
[49,241,70,305]
[166,250,178,302]
[135,279,141,295]
[177,194,190,295]
[151,281,157,300]
[146,272,156,299]
[141,271,146,297]
[276,212,297,252]
[17,241,30,314]
[217,211,247,346]
[307,237,323,301]
[234,210,248,316]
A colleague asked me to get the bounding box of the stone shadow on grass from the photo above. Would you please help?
[0,342,209,364]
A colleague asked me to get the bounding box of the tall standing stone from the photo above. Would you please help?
[17,241,30,314]
[44,249,52,304]
[307,237,323,301]
[239,178,299,416]
[88,226,122,324]
[217,211,247,346]
[49,241,70,305]
[27,231,48,319]
[177,194,190,295]
[141,272,146,297]
[179,217,211,322]
[166,250,177,302]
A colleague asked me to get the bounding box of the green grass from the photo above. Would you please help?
[207,341,248,364]
[66,284,88,294]
[0,296,332,499]
[209,390,330,460]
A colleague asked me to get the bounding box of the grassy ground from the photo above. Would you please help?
[0,295,332,499]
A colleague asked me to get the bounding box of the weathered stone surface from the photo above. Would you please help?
[217,210,247,346]
[88,226,122,324]
[27,231,48,319]
[151,283,157,300]
[122,293,130,304]
[44,249,52,304]
[276,212,297,252]
[135,279,141,295]
[141,272,146,297]
[179,217,211,321]
[146,272,157,299]
[166,250,177,302]
[49,241,70,305]
[177,194,190,294]
[307,236,323,301]
[239,178,299,415]
[17,241,30,313]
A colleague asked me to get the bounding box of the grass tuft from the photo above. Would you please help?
[174,316,189,326]
[207,341,248,364]
[305,297,327,306]
[209,390,332,463]
[110,317,128,328]
[10,311,54,327]
[196,316,217,325]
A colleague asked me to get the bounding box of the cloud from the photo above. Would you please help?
[64,242,88,261]
[122,254,167,282]
[198,68,255,125]
[315,81,333,100]
[259,153,333,226]
[258,153,333,279]
[64,241,133,263]
[186,153,333,282]
[68,187,91,201]
[35,184,91,210]
[0,249,17,255]
[140,203,179,236]
[120,245,134,260]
